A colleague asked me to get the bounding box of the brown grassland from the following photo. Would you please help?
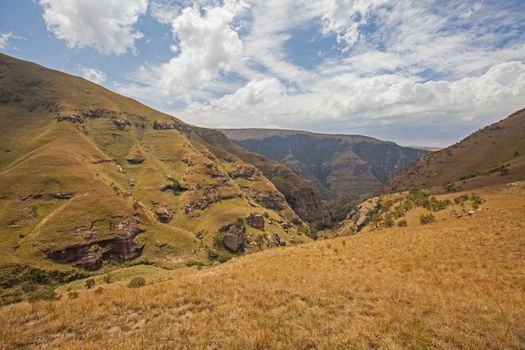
[0,183,524,349]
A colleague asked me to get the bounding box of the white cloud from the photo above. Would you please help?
[79,66,107,84]
[39,0,148,55]
[116,0,525,146]
[0,32,12,49]
[120,0,248,102]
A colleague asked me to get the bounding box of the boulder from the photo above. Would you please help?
[112,118,131,130]
[268,232,286,247]
[246,214,265,230]
[208,250,219,259]
[155,206,172,223]
[222,225,246,252]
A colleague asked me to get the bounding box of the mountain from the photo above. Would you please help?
[386,108,525,193]
[0,53,313,276]
[222,128,429,201]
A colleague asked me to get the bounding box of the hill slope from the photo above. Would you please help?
[1,183,523,349]
[385,108,525,193]
[222,129,429,201]
[0,53,311,275]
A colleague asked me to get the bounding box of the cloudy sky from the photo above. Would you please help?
[1,0,524,146]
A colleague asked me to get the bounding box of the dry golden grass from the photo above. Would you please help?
[1,184,524,349]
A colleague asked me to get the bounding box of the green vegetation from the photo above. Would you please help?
[419,213,436,225]
[127,277,146,288]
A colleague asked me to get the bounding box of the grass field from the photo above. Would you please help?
[1,182,524,349]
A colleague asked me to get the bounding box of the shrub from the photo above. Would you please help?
[68,291,79,299]
[85,278,95,289]
[103,275,112,284]
[470,193,484,209]
[94,287,104,294]
[397,219,407,227]
[127,277,146,288]
[419,213,436,225]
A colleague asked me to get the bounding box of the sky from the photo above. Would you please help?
[1,0,524,147]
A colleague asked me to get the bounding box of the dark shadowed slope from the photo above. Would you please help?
[222,128,429,200]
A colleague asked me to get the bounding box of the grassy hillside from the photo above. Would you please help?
[1,182,523,349]
[386,108,525,193]
[222,128,429,202]
[0,53,311,284]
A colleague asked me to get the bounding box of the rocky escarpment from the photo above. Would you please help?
[45,220,144,270]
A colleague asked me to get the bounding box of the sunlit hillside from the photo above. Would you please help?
[1,182,523,349]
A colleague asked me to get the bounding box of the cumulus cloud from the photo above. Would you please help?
[116,0,525,146]
[79,66,107,84]
[39,0,148,55]
[0,32,12,49]
[119,0,248,103]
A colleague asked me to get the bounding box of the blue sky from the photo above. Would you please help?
[1,0,525,146]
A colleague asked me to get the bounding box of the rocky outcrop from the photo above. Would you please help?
[268,232,286,247]
[347,198,379,233]
[289,187,332,229]
[246,214,264,230]
[153,120,191,133]
[231,166,256,179]
[126,156,144,164]
[112,118,131,130]
[45,220,144,270]
[185,188,221,215]
[155,206,172,223]
[19,192,74,201]
[55,113,83,123]
[254,191,287,211]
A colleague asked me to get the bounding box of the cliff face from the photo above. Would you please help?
[193,127,333,229]
[222,130,429,201]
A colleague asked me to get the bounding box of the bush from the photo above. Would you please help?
[127,277,146,288]
[85,278,95,289]
[397,219,407,227]
[419,213,436,225]
[470,193,484,209]
[68,291,79,299]
[94,287,104,294]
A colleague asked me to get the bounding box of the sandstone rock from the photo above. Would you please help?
[46,219,144,270]
[268,232,286,247]
[222,224,246,252]
[347,198,379,233]
[155,206,172,223]
[246,214,265,230]
[208,250,219,259]
[112,118,131,130]
[255,191,287,210]
[231,166,256,179]
[55,113,83,123]
[126,157,144,164]
[49,192,74,200]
